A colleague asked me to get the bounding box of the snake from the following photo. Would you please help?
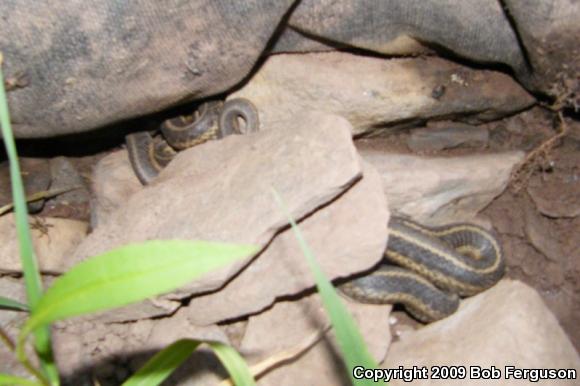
[126,98,259,185]
[339,216,505,322]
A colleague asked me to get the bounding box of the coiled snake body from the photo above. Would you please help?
[126,98,259,185]
[340,216,505,322]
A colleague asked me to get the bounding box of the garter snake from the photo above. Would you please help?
[339,216,505,322]
[126,98,259,185]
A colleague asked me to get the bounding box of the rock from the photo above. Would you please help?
[504,0,580,98]
[240,294,392,386]
[69,112,362,321]
[0,215,88,274]
[0,311,28,378]
[356,146,524,224]
[53,308,229,383]
[185,162,389,325]
[407,122,489,153]
[383,280,580,385]
[0,276,26,324]
[0,277,34,377]
[0,158,51,214]
[229,53,534,135]
[90,150,143,228]
[45,156,91,221]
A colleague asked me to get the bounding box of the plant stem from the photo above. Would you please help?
[0,325,16,352]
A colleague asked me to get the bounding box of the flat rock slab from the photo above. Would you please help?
[53,308,229,384]
[229,52,534,135]
[185,162,389,325]
[0,215,88,274]
[383,280,580,385]
[0,158,51,213]
[241,294,392,386]
[356,147,524,224]
[0,276,26,326]
[69,112,362,321]
[45,156,92,221]
[90,150,143,228]
[407,122,489,153]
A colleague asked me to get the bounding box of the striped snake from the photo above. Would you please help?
[126,98,259,184]
[339,216,505,322]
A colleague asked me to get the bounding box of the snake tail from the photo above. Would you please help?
[219,98,260,137]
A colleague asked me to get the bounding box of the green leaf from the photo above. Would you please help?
[22,240,256,336]
[122,339,200,386]
[210,341,256,386]
[0,295,29,312]
[0,53,57,385]
[0,373,40,386]
[271,188,384,386]
[122,339,256,386]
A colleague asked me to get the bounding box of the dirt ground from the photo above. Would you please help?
[483,110,580,351]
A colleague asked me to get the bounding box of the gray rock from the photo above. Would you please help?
[407,122,489,152]
[45,157,91,220]
[0,214,88,274]
[0,158,51,213]
[240,294,392,386]
[90,150,143,228]
[356,146,524,225]
[52,309,229,383]
[69,112,362,322]
[383,280,580,385]
[185,162,389,325]
[229,53,534,136]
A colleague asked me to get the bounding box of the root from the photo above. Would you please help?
[509,111,569,193]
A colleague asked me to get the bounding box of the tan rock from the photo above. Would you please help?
[0,215,88,274]
[0,277,28,377]
[90,150,143,228]
[186,162,388,325]
[69,112,362,321]
[52,309,229,383]
[356,148,524,224]
[383,280,580,385]
[229,53,534,135]
[407,122,489,153]
[0,276,26,318]
[240,294,392,386]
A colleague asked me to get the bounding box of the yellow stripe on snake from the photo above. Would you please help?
[339,216,505,322]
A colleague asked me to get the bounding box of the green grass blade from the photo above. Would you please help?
[122,339,200,386]
[271,188,384,386]
[0,54,43,316]
[0,374,41,386]
[0,53,57,385]
[0,295,29,312]
[122,340,256,386]
[22,240,257,336]
[210,341,256,386]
